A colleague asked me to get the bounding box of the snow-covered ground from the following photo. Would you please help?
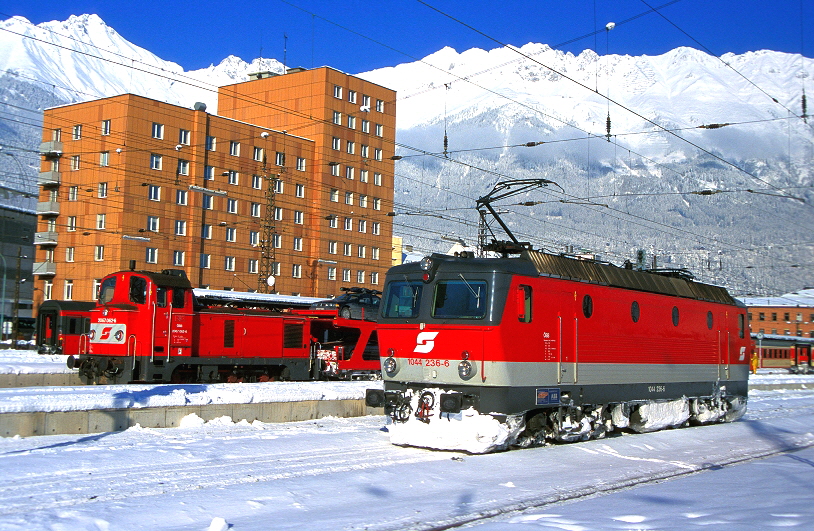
[0,349,73,375]
[0,386,812,530]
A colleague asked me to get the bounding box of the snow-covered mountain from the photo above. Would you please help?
[1,14,812,295]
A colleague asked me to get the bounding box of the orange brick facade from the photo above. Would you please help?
[35,67,396,306]
[747,306,814,338]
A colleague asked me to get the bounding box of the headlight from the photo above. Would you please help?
[419,256,433,271]
[114,330,124,341]
[458,360,475,380]
[383,356,398,376]
[89,329,96,340]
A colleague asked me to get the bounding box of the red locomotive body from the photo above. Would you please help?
[36,300,95,355]
[367,251,752,453]
[67,269,379,383]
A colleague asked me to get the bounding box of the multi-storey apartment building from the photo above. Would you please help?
[743,288,814,338]
[34,67,396,305]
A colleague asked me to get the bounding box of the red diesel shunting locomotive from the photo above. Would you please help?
[67,268,379,384]
[366,180,751,453]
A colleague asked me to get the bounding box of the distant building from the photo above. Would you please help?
[34,67,396,306]
[740,289,814,338]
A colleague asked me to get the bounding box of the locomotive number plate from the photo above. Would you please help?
[408,358,450,367]
[535,388,561,406]
[648,385,666,393]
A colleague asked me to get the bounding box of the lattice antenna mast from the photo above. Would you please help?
[258,133,285,293]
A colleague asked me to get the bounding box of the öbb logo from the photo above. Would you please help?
[414,332,439,353]
[99,327,113,340]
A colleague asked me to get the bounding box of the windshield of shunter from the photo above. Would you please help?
[432,279,488,319]
[382,280,423,318]
[98,277,116,304]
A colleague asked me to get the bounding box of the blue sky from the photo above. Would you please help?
[2,0,810,73]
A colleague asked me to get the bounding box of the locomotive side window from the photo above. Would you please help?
[99,277,116,304]
[738,313,745,339]
[156,287,168,308]
[631,301,640,323]
[129,276,147,305]
[518,285,532,323]
[224,320,235,348]
[172,288,186,309]
[432,279,487,319]
[582,295,593,318]
[382,280,423,318]
[672,306,680,326]
[707,311,714,330]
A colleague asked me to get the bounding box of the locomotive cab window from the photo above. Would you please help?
[382,280,423,318]
[99,277,116,304]
[517,285,532,323]
[432,279,487,319]
[129,276,147,305]
[172,288,186,309]
[156,286,168,307]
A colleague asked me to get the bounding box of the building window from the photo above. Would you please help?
[248,259,258,274]
[274,180,284,194]
[201,224,211,239]
[374,173,382,186]
[148,185,161,201]
[328,216,338,229]
[274,207,283,221]
[227,198,238,214]
[358,220,367,233]
[345,192,353,205]
[360,170,369,183]
[342,269,351,282]
[372,247,380,260]
[200,254,210,269]
[252,175,262,189]
[327,267,337,281]
[70,155,80,171]
[101,120,111,136]
[332,137,341,150]
[224,256,235,271]
[203,195,214,210]
[229,141,240,156]
[67,216,77,232]
[331,164,341,177]
[92,279,102,299]
[373,198,381,210]
[330,189,339,202]
[72,125,81,140]
[344,217,352,231]
[176,189,188,205]
[293,237,303,251]
[150,153,162,170]
[68,186,78,201]
[328,241,337,254]
[293,264,302,278]
[374,148,383,161]
[295,183,305,198]
[359,195,368,208]
[371,272,379,285]
[361,120,370,134]
[204,165,214,180]
[179,129,190,145]
[97,182,108,198]
[333,85,342,99]
[358,245,366,258]
[253,146,264,161]
[346,141,355,154]
[226,227,236,242]
[251,202,261,217]
[178,160,190,176]
[272,262,280,276]
[44,280,53,300]
[360,145,369,158]
[348,90,357,104]
[294,211,304,224]
[347,115,356,129]
[375,123,383,137]
[64,280,74,300]
[345,167,355,180]
[175,220,186,236]
[173,251,185,266]
[99,151,109,167]
[343,243,352,256]
[275,152,285,166]
[272,234,282,248]
[145,248,158,264]
[372,222,380,235]
[96,213,106,230]
[357,270,366,283]
[296,157,306,171]
[147,216,159,232]
[333,111,342,125]
[227,170,238,185]
[375,99,384,112]
[152,123,164,139]
[362,94,371,108]
[65,247,75,262]
[250,231,259,246]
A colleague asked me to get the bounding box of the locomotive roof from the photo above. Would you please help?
[393,251,738,306]
[115,270,193,289]
[37,300,96,312]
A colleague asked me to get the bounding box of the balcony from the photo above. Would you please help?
[37,201,60,215]
[39,141,63,157]
[33,262,57,276]
[34,231,58,246]
[38,171,61,186]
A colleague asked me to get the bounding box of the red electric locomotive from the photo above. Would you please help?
[67,268,379,384]
[366,180,752,453]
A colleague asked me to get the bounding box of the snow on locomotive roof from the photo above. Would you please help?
[193,288,323,307]
[739,288,814,308]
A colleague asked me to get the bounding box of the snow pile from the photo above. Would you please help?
[0,349,72,374]
[629,398,690,433]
